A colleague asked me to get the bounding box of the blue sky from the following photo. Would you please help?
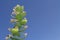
[0,0,60,40]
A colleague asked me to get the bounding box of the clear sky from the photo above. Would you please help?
[0,0,60,40]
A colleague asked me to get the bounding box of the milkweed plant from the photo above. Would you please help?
[5,4,28,40]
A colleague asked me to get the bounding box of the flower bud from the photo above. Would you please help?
[12,12,16,15]
[24,33,28,37]
[5,36,9,40]
[8,28,11,31]
[10,19,18,22]
[13,8,15,11]
[24,25,28,29]
[8,34,13,38]
[5,34,13,40]
[16,4,20,7]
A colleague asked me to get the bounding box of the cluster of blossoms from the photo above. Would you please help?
[5,4,28,40]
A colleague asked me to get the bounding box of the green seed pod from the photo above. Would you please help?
[20,18,27,25]
[15,5,24,13]
[11,28,18,33]
[15,11,26,21]
[10,26,20,36]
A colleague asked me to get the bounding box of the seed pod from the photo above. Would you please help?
[10,26,20,36]
[20,18,27,25]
